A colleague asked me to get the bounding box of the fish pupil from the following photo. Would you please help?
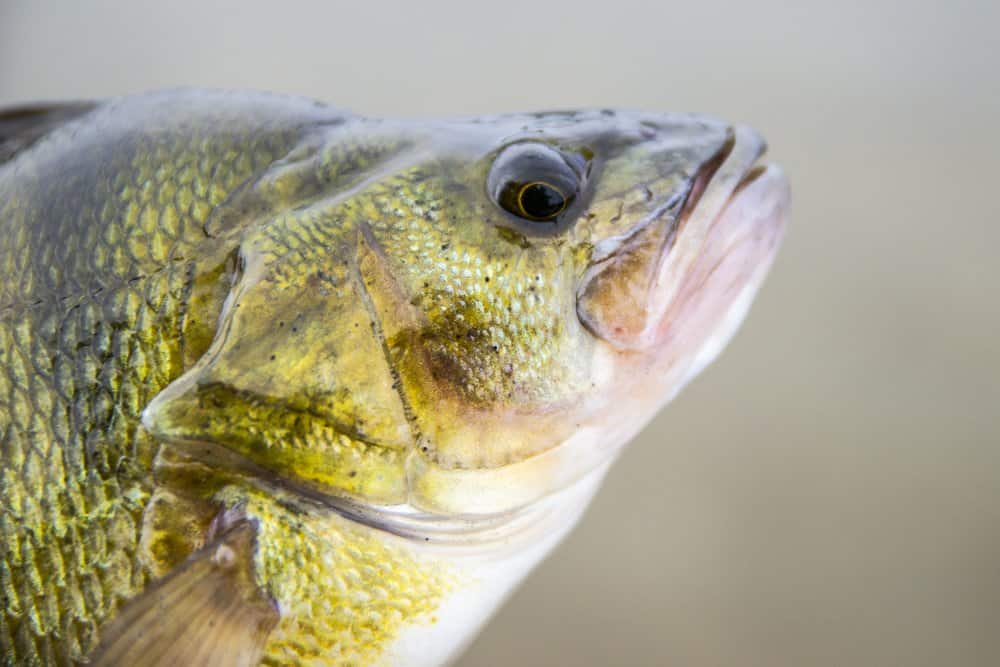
[489,142,586,228]
[518,182,565,220]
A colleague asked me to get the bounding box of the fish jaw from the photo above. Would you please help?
[577,126,787,349]
[574,124,788,396]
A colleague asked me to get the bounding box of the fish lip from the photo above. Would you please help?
[678,125,769,236]
[645,124,784,330]
[576,125,775,350]
[679,130,739,227]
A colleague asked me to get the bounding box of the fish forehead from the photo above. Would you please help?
[435,109,728,136]
[376,109,732,159]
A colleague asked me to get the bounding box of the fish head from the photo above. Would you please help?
[144,111,789,518]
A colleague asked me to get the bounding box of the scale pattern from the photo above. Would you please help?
[0,91,331,664]
[212,486,452,667]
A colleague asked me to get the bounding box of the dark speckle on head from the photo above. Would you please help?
[495,226,531,248]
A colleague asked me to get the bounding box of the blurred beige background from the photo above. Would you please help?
[2,1,997,665]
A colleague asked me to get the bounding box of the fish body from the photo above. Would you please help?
[0,90,788,665]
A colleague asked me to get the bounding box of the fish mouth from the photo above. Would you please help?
[577,125,789,351]
[649,124,789,366]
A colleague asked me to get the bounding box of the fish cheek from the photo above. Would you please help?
[357,228,592,475]
[143,253,413,504]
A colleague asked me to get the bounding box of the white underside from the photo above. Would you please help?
[373,463,611,667]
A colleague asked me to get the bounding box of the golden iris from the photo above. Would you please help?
[516,181,567,220]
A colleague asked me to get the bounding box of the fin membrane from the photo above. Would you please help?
[89,520,278,667]
[0,101,96,163]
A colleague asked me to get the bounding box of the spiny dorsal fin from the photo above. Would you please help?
[89,520,279,667]
[0,101,96,163]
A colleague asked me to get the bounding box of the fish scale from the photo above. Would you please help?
[0,92,335,664]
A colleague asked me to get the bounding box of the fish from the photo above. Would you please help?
[0,89,789,666]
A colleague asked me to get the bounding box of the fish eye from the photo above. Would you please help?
[516,181,566,219]
[488,143,587,224]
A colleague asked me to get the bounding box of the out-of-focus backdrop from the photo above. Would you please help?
[2,1,997,665]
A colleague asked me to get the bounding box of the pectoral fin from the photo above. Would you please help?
[90,520,278,667]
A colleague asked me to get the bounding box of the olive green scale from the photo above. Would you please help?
[0,91,341,664]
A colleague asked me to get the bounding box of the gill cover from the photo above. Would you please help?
[144,133,417,504]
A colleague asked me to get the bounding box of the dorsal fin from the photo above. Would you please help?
[0,101,96,163]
